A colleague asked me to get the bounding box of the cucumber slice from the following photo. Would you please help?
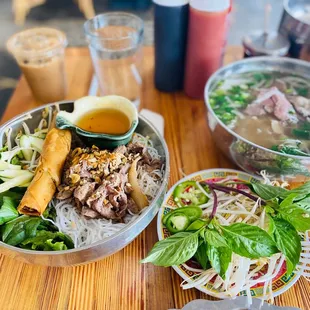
[19,135,33,160]
[0,151,11,161]
[19,135,44,160]
[1,150,24,163]
[28,136,44,151]
[0,169,32,179]
[0,160,21,170]
[0,171,33,193]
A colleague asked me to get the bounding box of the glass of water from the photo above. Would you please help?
[84,13,144,109]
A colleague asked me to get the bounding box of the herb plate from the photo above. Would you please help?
[157,169,300,299]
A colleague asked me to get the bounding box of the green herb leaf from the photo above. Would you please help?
[207,244,232,279]
[186,219,207,231]
[2,215,30,243]
[251,182,310,201]
[271,145,310,157]
[221,223,279,258]
[194,242,209,270]
[4,222,26,245]
[141,232,199,266]
[280,193,299,208]
[296,196,310,211]
[24,218,42,238]
[265,204,276,215]
[0,196,18,225]
[288,182,310,200]
[204,229,227,247]
[42,205,57,222]
[21,230,74,251]
[251,183,288,200]
[0,190,23,205]
[264,214,275,236]
[293,122,310,139]
[278,205,310,232]
[2,216,42,246]
[273,218,301,275]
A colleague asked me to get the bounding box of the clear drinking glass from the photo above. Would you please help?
[84,13,144,109]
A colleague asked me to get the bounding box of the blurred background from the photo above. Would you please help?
[0,0,284,115]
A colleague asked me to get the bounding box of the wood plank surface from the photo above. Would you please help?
[0,46,309,310]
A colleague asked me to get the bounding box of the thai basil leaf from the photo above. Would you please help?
[278,205,310,232]
[273,218,301,275]
[288,182,310,200]
[252,181,310,201]
[296,196,310,211]
[264,214,275,236]
[280,193,299,208]
[141,231,199,266]
[194,242,209,270]
[221,223,279,258]
[207,244,232,280]
[0,196,18,225]
[186,219,207,231]
[251,183,288,200]
[265,204,276,215]
[204,229,227,248]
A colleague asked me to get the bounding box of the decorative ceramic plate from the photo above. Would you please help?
[157,169,300,299]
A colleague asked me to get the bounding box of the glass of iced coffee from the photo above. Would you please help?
[7,28,68,104]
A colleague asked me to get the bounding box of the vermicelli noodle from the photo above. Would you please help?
[51,133,163,248]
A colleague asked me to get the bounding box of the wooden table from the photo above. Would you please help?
[0,46,309,310]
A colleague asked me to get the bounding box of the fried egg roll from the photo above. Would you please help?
[18,128,72,216]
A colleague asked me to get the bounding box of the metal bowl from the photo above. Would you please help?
[279,0,310,60]
[204,56,310,181]
[0,101,169,266]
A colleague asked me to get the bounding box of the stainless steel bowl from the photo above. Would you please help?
[204,56,310,181]
[279,0,310,60]
[0,101,169,266]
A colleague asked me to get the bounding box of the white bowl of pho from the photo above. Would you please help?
[204,57,310,182]
[0,99,169,266]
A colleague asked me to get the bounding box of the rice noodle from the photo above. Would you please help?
[52,133,163,248]
[50,199,140,248]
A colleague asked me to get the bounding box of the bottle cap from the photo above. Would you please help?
[190,0,230,12]
[242,31,290,56]
[153,0,189,7]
